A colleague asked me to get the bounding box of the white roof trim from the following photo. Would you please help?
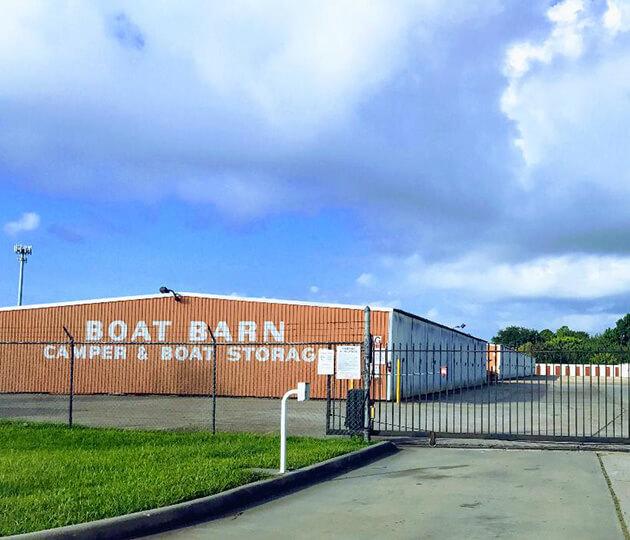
[0,292,393,313]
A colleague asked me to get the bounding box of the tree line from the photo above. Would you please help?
[492,314,630,365]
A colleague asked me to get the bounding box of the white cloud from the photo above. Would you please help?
[504,0,587,80]
[0,0,503,218]
[356,273,376,287]
[0,1,413,156]
[501,0,630,185]
[3,212,40,235]
[382,253,630,301]
[309,285,319,293]
[424,308,440,320]
[229,291,246,297]
[604,0,630,36]
[550,313,623,334]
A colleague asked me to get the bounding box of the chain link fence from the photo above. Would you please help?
[6,334,630,443]
[0,338,362,437]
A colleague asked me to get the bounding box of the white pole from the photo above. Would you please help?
[14,245,32,307]
[280,388,298,474]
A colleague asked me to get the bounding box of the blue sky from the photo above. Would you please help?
[2,0,630,340]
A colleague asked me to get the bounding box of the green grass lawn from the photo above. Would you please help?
[0,420,367,536]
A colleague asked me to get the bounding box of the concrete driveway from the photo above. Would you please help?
[151,446,629,540]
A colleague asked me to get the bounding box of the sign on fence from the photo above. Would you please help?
[317,348,335,375]
[336,345,361,380]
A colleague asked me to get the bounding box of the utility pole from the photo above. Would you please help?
[14,245,32,306]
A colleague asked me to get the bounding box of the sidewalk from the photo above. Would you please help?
[151,446,628,539]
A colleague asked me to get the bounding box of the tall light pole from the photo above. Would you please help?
[14,245,32,306]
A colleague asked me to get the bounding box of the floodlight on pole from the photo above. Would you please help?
[159,286,182,302]
[14,245,32,306]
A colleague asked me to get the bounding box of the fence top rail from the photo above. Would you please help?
[0,340,364,347]
[3,341,630,356]
[379,346,630,354]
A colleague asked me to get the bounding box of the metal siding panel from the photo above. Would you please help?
[390,309,488,397]
[0,297,390,399]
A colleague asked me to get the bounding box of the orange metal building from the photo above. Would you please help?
[0,293,486,399]
[0,293,390,399]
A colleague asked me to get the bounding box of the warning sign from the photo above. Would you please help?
[336,345,361,380]
[317,348,335,375]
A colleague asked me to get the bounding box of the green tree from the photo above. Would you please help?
[538,335,590,364]
[590,352,616,365]
[555,325,589,341]
[495,314,630,365]
[493,326,540,349]
[615,314,630,347]
[590,328,618,349]
[539,328,555,342]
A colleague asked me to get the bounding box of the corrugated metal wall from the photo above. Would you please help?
[487,344,535,379]
[387,310,488,398]
[0,295,390,399]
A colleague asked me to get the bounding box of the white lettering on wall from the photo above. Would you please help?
[86,320,103,341]
[108,320,127,341]
[227,346,240,362]
[271,348,285,362]
[215,321,232,341]
[43,319,299,364]
[189,321,207,342]
[80,319,285,343]
[238,321,257,342]
[242,346,255,361]
[263,321,284,342]
[174,346,188,361]
[40,343,323,365]
[131,321,151,341]
[152,321,172,342]
[221,346,304,363]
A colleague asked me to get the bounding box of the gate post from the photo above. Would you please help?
[206,324,217,435]
[62,326,75,428]
[363,306,372,442]
[326,342,332,435]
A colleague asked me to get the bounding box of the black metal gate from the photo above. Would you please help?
[326,343,368,436]
[327,343,630,443]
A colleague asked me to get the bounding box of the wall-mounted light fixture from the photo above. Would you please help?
[159,286,182,302]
